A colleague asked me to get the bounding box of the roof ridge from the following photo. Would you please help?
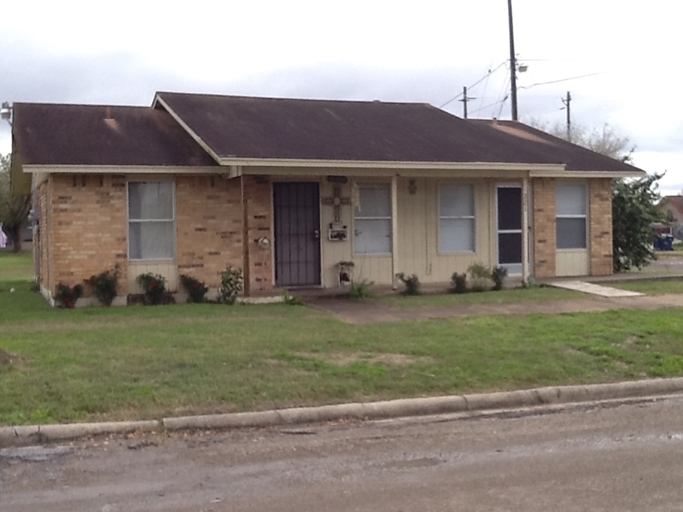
[156,91,431,108]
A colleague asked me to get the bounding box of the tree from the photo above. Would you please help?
[612,173,663,272]
[0,154,31,252]
[526,118,661,272]
[525,118,634,162]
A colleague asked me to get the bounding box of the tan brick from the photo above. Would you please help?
[589,178,614,276]
[532,178,557,278]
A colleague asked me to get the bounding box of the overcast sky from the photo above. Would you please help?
[1,0,681,193]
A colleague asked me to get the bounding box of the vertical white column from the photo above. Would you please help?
[391,175,399,289]
[522,175,530,283]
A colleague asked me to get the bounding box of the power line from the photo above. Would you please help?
[439,61,508,108]
[469,94,509,116]
[518,72,601,90]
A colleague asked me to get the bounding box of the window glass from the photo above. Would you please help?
[556,183,587,249]
[354,184,391,255]
[128,182,175,260]
[557,184,587,216]
[439,184,475,253]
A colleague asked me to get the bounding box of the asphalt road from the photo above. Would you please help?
[2,396,683,512]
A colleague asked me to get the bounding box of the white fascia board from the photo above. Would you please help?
[528,169,646,179]
[219,157,566,173]
[153,96,222,165]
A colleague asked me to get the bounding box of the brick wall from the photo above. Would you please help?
[532,178,557,278]
[175,175,244,289]
[589,178,614,276]
[242,175,274,294]
[49,174,128,295]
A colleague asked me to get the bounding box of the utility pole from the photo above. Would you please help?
[507,0,518,121]
[561,91,571,141]
[459,86,475,119]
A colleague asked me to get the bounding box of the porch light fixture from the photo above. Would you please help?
[0,101,11,123]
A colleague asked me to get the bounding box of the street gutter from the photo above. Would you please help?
[3,377,683,448]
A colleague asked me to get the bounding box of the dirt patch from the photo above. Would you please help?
[294,351,433,366]
[0,348,21,366]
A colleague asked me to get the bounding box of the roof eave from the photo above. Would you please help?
[218,157,566,172]
[528,169,646,179]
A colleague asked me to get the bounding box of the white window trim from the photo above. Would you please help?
[127,180,176,262]
[353,182,392,256]
[556,183,588,251]
[438,182,476,255]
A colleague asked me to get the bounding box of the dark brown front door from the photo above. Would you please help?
[273,182,321,287]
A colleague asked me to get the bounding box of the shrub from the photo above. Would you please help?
[219,266,243,305]
[86,265,120,306]
[136,273,167,305]
[467,262,492,292]
[491,266,508,291]
[54,283,83,309]
[180,274,208,303]
[396,273,421,296]
[451,272,467,294]
[348,279,372,300]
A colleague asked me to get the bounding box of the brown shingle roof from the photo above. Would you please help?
[470,120,644,173]
[13,93,646,175]
[13,102,218,167]
[154,92,644,173]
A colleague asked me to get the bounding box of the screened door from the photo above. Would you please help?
[496,185,523,275]
[273,182,321,287]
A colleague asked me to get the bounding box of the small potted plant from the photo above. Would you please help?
[337,261,355,286]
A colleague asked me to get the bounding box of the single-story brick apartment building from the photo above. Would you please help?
[9,92,644,305]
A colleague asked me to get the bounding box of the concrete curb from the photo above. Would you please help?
[3,378,683,448]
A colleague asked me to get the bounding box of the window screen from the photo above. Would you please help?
[128,182,175,260]
[439,184,475,253]
[556,183,587,249]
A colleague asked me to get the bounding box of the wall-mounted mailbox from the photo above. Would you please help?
[328,228,348,241]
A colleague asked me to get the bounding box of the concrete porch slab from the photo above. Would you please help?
[547,280,644,297]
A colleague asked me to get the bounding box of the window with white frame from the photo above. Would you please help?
[128,181,175,260]
[556,183,587,249]
[439,183,475,253]
[354,183,391,255]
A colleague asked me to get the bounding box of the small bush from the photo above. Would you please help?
[451,272,467,294]
[86,265,120,306]
[491,266,508,291]
[54,283,83,309]
[348,279,372,300]
[219,266,243,305]
[467,262,492,292]
[136,273,167,305]
[396,273,421,296]
[180,274,208,303]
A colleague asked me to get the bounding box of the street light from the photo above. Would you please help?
[0,101,11,124]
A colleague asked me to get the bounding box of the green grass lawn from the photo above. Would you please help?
[0,251,33,281]
[611,279,683,295]
[3,276,683,426]
[378,286,587,308]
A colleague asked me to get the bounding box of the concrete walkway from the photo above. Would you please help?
[303,293,683,324]
[546,280,643,297]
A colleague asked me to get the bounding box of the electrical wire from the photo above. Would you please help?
[518,72,601,90]
[469,94,509,116]
[439,60,508,108]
